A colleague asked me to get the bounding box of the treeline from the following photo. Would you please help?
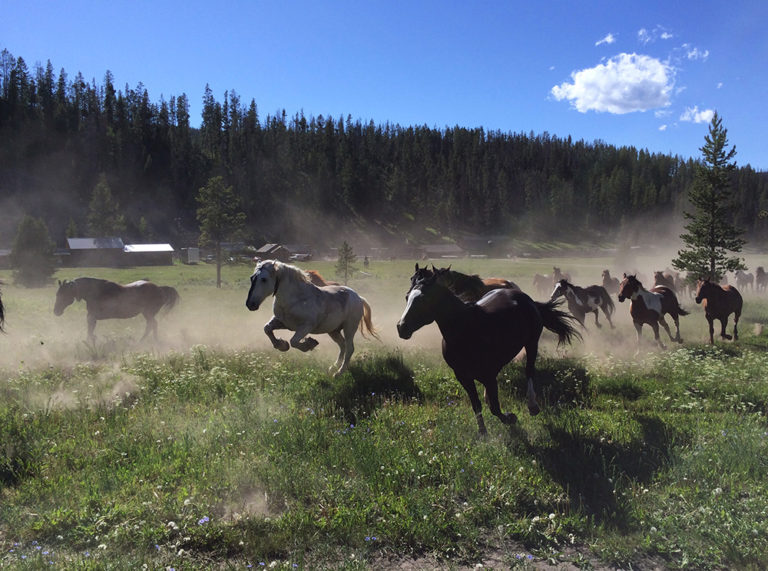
[1,49,767,248]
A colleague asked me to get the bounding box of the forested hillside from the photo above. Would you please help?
[2,49,767,250]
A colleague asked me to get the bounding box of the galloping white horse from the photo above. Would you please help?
[245,260,378,376]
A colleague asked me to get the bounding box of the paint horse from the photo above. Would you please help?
[550,279,615,329]
[694,279,742,344]
[617,274,688,350]
[246,260,378,376]
[601,270,620,296]
[54,278,180,342]
[398,269,580,434]
[408,264,520,303]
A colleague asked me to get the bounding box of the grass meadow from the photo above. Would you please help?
[2,254,768,569]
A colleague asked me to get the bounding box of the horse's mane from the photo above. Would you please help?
[271,261,311,285]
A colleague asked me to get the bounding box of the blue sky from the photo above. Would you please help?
[3,0,767,170]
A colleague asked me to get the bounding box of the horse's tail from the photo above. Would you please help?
[160,286,180,313]
[534,299,582,346]
[601,288,615,316]
[677,304,689,316]
[359,298,380,340]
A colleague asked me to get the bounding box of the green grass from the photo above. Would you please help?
[2,257,768,568]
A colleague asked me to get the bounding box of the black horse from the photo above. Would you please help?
[397,269,580,435]
[0,281,5,333]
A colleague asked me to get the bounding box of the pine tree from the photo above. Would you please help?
[11,215,56,287]
[196,176,246,288]
[672,112,746,282]
[335,241,357,285]
[87,173,126,237]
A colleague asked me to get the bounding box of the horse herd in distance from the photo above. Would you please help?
[0,258,761,434]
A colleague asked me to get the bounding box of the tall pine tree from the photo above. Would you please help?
[672,112,746,282]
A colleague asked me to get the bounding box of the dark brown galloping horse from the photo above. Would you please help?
[54,278,179,341]
[694,279,743,344]
[407,264,520,303]
[618,274,689,350]
[0,281,5,333]
[398,269,580,435]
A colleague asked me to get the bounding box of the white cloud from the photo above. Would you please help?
[684,44,710,60]
[595,33,616,46]
[680,106,714,123]
[659,124,668,131]
[717,82,723,89]
[551,53,674,114]
[638,26,674,45]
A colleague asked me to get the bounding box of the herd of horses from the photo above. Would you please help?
[0,259,760,434]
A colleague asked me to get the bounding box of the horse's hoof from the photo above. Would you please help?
[503,412,518,425]
[302,337,319,351]
[275,340,290,352]
[723,334,733,340]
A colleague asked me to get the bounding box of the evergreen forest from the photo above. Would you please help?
[2,49,767,251]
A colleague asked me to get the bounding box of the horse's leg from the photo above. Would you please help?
[264,317,290,351]
[733,310,740,341]
[327,329,346,376]
[140,313,158,341]
[720,316,732,341]
[650,320,666,350]
[706,315,715,344]
[332,320,360,377]
[670,313,683,343]
[87,313,97,343]
[456,372,487,435]
[523,341,541,415]
[592,309,602,328]
[633,321,644,353]
[602,304,615,329]
[481,378,517,425]
[657,315,675,343]
[289,325,319,352]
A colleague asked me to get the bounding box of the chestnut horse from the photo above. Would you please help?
[617,274,688,350]
[694,280,742,344]
[398,269,580,434]
[306,270,340,287]
[550,279,615,329]
[407,264,520,303]
[54,278,180,342]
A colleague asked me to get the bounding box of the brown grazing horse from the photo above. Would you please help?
[398,270,580,434]
[601,270,620,296]
[306,270,340,287]
[694,280,743,344]
[54,278,179,341]
[618,274,689,350]
[734,270,754,292]
[550,279,615,328]
[407,264,520,303]
[756,267,768,292]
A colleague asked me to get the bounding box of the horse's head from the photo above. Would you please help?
[694,279,712,304]
[53,279,78,316]
[246,260,279,311]
[405,263,434,300]
[602,269,610,278]
[397,273,441,339]
[550,279,569,301]
[617,274,640,303]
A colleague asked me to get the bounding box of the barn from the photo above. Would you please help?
[123,244,175,266]
[65,237,125,267]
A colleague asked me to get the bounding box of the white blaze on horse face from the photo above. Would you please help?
[550,284,562,300]
[397,288,424,338]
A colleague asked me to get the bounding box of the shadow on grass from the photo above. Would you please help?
[503,356,593,410]
[321,352,423,424]
[532,414,680,530]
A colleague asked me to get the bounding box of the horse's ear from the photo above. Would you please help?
[623,273,627,278]
[415,263,420,271]
[58,279,62,286]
